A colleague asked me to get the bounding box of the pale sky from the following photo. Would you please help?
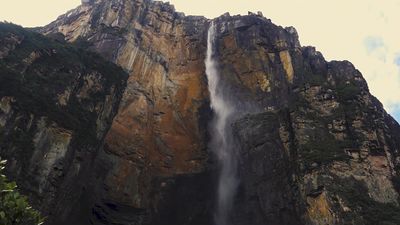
[1,0,399,121]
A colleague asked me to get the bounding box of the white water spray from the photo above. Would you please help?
[205,21,239,225]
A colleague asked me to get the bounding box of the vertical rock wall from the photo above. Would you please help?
[0,23,127,224]
[1,0,396,224]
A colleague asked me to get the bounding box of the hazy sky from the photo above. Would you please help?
[1,0,399,121]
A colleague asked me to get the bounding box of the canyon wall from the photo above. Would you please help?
[0,0,399,224]
[0,22,127,224]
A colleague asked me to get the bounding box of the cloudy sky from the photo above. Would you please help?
[1,0,399,121]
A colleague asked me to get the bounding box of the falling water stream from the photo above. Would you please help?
[205,21,239,225]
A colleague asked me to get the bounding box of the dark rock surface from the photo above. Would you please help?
[0,22,128,224]
[0,0,399,224]
[233,112,301,225]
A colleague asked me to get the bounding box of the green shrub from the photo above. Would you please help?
[0,159,43,225]
[337,82,361,101]
[305,72,327,86]
[300,135,349,170]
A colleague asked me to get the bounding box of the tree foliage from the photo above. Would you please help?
[0,158,43,225]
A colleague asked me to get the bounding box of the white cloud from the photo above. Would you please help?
[364,36,388,62]
[364,36,385,53]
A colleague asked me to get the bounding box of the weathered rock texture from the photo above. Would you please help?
[0,22,127,224]
[1,0,400,224]
[41,1,215,224]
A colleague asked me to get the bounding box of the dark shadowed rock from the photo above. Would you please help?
[0,22,128,224]
[233,112,302,225]
[0,0,399,224]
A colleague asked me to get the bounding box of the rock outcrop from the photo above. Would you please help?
[42,1,212,224]
[0,22,127,224]
[209,15,400,225]
[1,0,399,224]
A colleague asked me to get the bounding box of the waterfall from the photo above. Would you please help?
[205,21,239,225]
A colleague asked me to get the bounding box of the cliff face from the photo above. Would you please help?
[210,16,400,225]
[42,1,213,224]
[0,22,127,224]
[1,0,400,224]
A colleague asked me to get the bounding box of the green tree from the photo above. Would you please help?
[0,158,43,225]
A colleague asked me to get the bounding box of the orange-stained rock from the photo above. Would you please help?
[38,1,400,225]
[43,0,211,215]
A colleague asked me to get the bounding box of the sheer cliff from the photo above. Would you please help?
[0,22,128,224]
[0,0,400,224]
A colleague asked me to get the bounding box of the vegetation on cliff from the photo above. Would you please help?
[0,22,127,134]
[0,22,128,225]
[329,177,400,225]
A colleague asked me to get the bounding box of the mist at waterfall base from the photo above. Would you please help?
[205,21,261,225]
